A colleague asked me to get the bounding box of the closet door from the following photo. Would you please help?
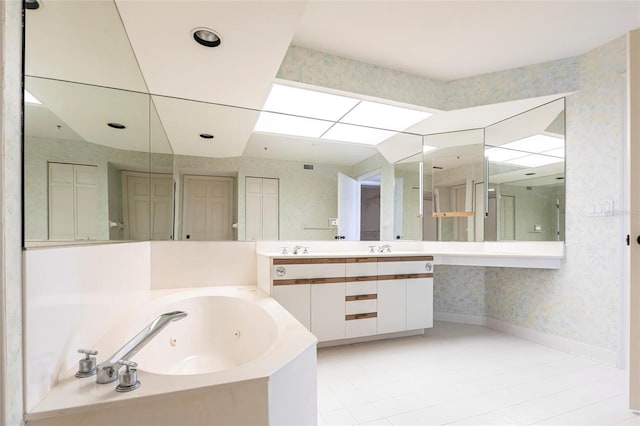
[48,163,98,240]
[245,177,279,240]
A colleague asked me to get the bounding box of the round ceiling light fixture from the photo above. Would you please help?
[200,133,214,139]
[107,122,126,129]
[25,0,40,10]
[525,172,536,176]
[192,28,222,48]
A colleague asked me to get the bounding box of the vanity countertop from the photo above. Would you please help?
[257,241,563,269]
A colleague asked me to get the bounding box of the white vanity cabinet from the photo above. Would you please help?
[378,257,435,333]
[268,255,433,344]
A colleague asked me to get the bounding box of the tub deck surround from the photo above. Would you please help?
[25,286,317,423]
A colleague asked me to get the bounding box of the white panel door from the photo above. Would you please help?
[311,283,346,342]
[74,165,98,239]
[124,173,151,240]
[273,285,311,330]
[337,172,360,240]
[406,278,434,330]
[246,177,279,240]
[261,178,279,240]
[183,175,233,240]
[48,163,75,240]
[245,177,263,241]
[377,279,406,334]
[49,163,98,240]
[150,176,174,240]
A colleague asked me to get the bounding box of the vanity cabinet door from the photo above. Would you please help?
[377,279,406,334]
[311,282,346,342]
[272,284,311,330]
[406,278,433,330]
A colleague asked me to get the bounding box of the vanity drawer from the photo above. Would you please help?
[345,298,377,315]
[345,260,377,277]
[346,280,377,296]
[272,263,346,280]
[377,260,433,275]
[345,316,377,338]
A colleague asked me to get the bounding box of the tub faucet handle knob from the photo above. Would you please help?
[115,360,140,392]
[75,348,98,378]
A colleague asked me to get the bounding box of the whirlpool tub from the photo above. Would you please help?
[26,286,318,426]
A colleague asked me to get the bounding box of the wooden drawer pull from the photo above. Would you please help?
[345,312,377,321]
[346,294,377,301]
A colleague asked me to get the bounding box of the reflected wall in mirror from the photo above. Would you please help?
[393,152,423,241]
[484,99,565,241]
[423,129,485,242]
[24,77,158,244]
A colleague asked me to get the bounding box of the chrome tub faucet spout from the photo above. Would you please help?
[95,311,187,384]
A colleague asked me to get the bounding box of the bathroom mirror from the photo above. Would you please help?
[393,152,423,240]
[423,129,485,242]
[484,99,565,241]
[24,77,154,244]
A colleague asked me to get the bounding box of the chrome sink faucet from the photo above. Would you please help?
[292,245,303,255]
[378,244,392,253]
[95,311,187,384]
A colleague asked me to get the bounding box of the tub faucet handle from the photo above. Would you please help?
[75,348,98,378]
[115,360,140,392]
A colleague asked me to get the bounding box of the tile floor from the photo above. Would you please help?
[317,322,639,425]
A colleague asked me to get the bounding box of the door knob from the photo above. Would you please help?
[637,235,640,245]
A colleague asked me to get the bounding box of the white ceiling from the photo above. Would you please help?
[293,1,640,81]
[24,0,640,166]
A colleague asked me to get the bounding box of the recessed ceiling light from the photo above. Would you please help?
[525,172,536,176]
[25,0,39,10]
[192,28,221,48]
[107,122,126,129]
[200,133,214,139]
[556,177,565,180]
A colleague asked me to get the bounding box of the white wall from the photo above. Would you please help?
[1,1,24,424]
[23,243,151,412]
[277,37,628,358]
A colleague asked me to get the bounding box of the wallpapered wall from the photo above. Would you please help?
[278,36,626,353]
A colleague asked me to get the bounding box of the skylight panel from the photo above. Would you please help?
[340,100,431,132]
[544,148,565,158]
[262,84,359,121]
[25,90,41,104]
[321,123,396,145]
[254,111,333,138]
[423,145,437,154]
[499,134,564,153]
[486,147,528,163]
[505,154,565,167]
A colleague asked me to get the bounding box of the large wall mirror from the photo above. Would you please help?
[23,0,565,246]
[484,99,565,241]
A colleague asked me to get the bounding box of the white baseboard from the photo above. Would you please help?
[434,312,487,326]
[435,312,619,367]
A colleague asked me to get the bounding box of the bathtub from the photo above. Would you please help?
[26,286,318,426]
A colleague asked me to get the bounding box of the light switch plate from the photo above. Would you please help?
[586,199,614,217]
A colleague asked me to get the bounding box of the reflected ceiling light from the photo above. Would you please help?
[525,172,536,176]
[254,111,333,138]
[341,100,431,132]
[321,123,396,145]
[255,83,433,145]
[506,154,564,167]
[192,28,221,47]
[544,148,565,158]
[24,90,41,104]
[199,133,214,139]
[263,84,359,121]
[107,122,126,129]
[486,147,527,162]
[499,134,564,154]
[423,145,437,153]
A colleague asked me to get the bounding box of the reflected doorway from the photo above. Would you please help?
[360,175,381,241]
